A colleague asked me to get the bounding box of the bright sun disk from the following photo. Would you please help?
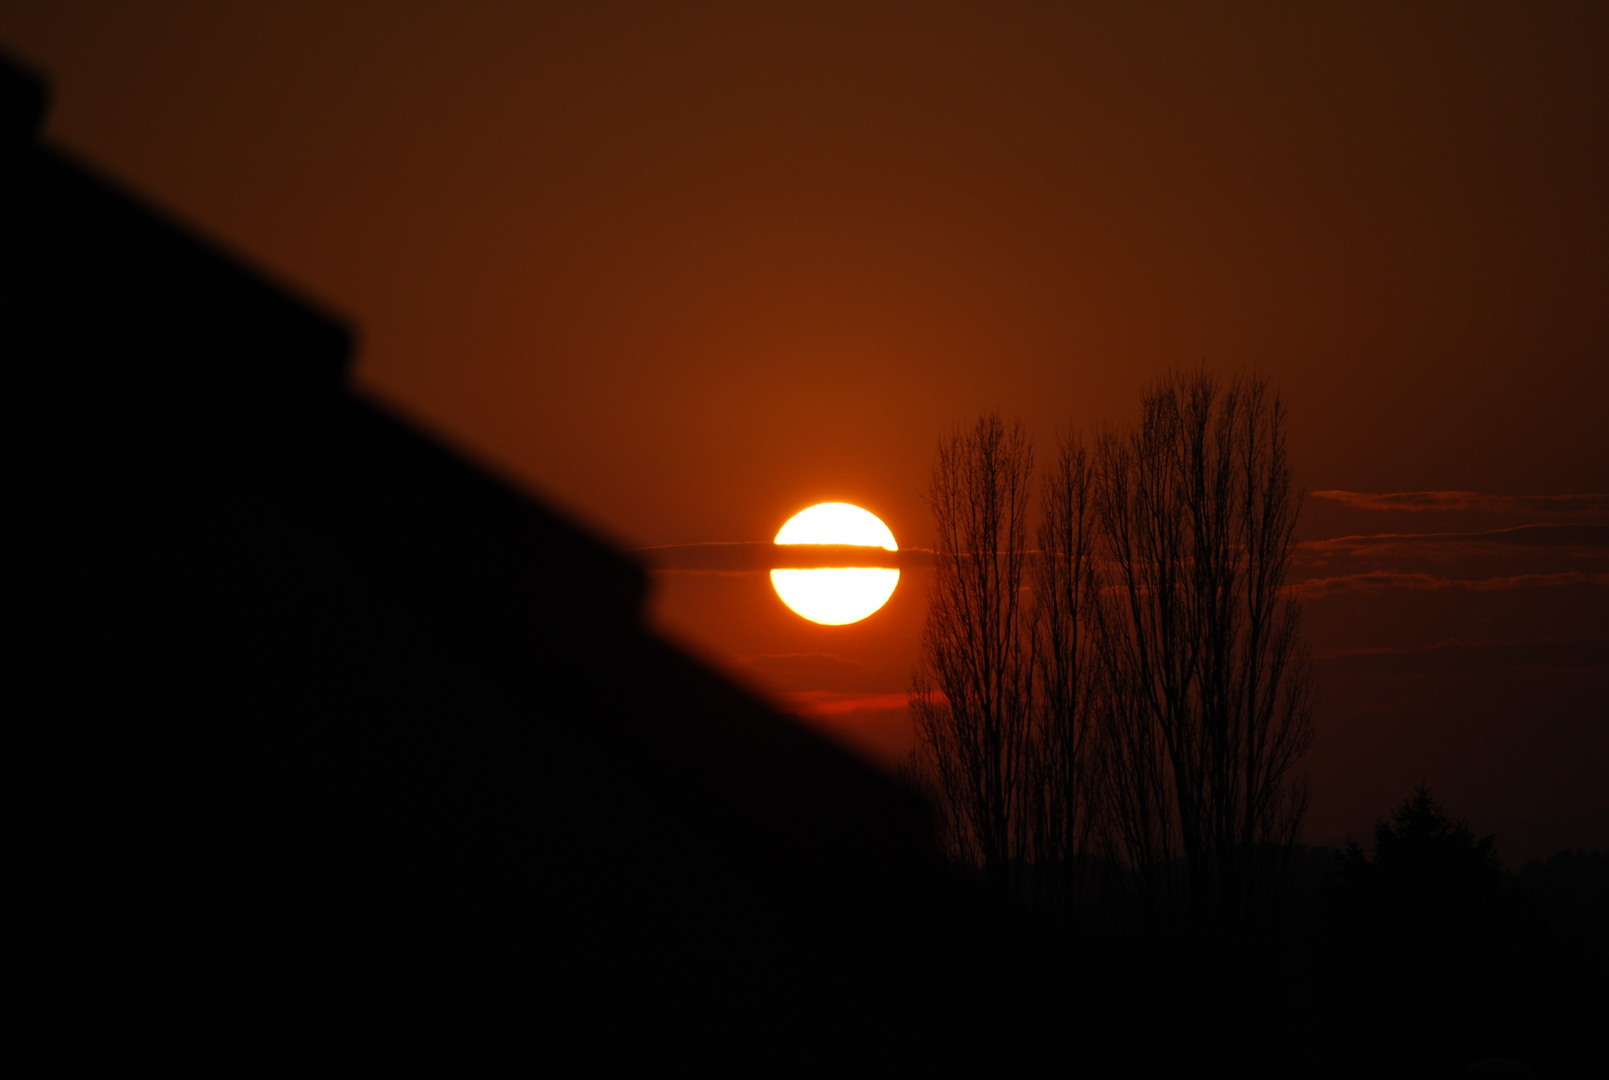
[770,502,899,625]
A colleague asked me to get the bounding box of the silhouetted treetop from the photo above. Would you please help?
[1374,785,1500,883]
[1338,785,1505,951]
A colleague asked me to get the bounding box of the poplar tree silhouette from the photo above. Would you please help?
[1092,371,1315,937]
[910,414,1035,888]
[911,373,1315,942]
[1026,432,1102,916]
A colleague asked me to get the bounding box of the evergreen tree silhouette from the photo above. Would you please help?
[1345,784,1505,955]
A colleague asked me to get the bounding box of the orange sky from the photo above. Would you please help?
[5,2,1604,859]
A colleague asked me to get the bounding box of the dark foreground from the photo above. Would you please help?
[6,50,1602,1075]
[987,842,1606,1077]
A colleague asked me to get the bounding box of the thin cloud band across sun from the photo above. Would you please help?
[770,502,900,625]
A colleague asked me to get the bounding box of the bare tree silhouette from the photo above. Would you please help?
[910,374,1314,941]
[1093,371,1315,937]
[911,414,1035,887]
[1026,432,1101,916]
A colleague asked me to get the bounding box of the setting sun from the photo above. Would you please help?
[770,502,899,625]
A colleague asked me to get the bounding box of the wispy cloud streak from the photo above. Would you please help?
[779,690,917,716]
[1293,570,1609,599]
[638,541,933,573]
[1313,636,1609,675]
[1298,523,1609,555]
[1310,490,1609,516]
[1315,635,1609,660]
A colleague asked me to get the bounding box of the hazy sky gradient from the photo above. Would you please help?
[5,1,1603,858]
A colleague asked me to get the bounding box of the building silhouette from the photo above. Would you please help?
[5,52,982,1065]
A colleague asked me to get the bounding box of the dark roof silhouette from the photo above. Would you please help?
[5,52,988,1065]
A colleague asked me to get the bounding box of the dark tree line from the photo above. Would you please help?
[903,374,1604,1070]
[904,380,1604,1071]
[1311,787,1607,1076]
[909,371,1316,939]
